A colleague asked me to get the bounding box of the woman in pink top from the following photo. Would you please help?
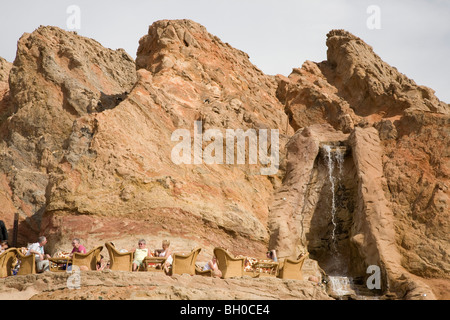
[70,238,87,256]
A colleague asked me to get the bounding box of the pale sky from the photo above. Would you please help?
[1,0,449,102]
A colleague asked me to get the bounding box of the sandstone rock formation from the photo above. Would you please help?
[0,26,136,244]
[43,20,293,259]
[0,22,448,300]
[269,29,449,299]
[1,20,291,260]
[323,30,448,116]
[276,61,359,133]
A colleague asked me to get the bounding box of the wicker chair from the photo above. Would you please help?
[105,241,133,271]
[16,249,36,275]
[277,253,309,280]
[213,247,245,279]
[171,247,202,276]
[72,245,103,270]
[0,248,18,277]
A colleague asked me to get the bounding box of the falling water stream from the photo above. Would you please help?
[321,144,380,299]
[322,145,354,298]
[322,145,344,255]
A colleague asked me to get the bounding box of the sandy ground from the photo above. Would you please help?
[0,270,332,300]
[421,278,450,300]
[1,269,448,301]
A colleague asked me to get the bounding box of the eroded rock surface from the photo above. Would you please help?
[0,26,137,243]
[269,29,449,299]
[0,22,448,300]
[0,271,331,300]
[39,20,290,258]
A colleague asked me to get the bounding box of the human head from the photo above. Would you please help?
[38,236,47,246]
[162,240,170,249]
[266,250,275,259]
[138,239,146,247]
[1,240,8,249]
[72,238,81,248]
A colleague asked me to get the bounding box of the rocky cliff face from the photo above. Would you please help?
[0,22,448,299]
[0,26,137,244]
[1,20,290,258]
[270,29,449,299]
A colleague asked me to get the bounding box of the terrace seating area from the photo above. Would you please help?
[0,243,309,281]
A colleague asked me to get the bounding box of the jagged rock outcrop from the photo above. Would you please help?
[323,30,450,284]
[268,123,437,299]
[0,56,12,139]
[277,30,449,133]
[0,57,11,84]
[349,127,436,299]
[0,58,16,232]
[0,21,448,300]
[270,29,449,299]
[323,30,449,117]
[39,19,290,257]
[135,20,290,133]
[0,26,137,244]
[276,61,359,133]
[383,112,449,279]
[9,26,136,140]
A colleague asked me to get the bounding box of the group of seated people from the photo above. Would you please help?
[3,236,285,278]
[129,239,173,273]
[4,236,175,274]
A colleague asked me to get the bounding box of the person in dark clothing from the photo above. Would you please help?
[0,220,8,242]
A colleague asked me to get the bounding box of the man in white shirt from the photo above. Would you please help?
[26,236,51,272]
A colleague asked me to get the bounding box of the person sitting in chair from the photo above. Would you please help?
[131,239,151,271]
[266,249,278,262]
[0,240,9,254]
[203,254,222,278]
[26,236,51,272]
[70,238,87,257]
[154,239,173,274]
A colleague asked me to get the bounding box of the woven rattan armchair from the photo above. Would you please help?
[171,247,202,276]
[213,247,245,279]
[0,248,18,277]
[16,248,36,275]
[105,241,133,271]
[72,245,103,270]
[277,253,309,280]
